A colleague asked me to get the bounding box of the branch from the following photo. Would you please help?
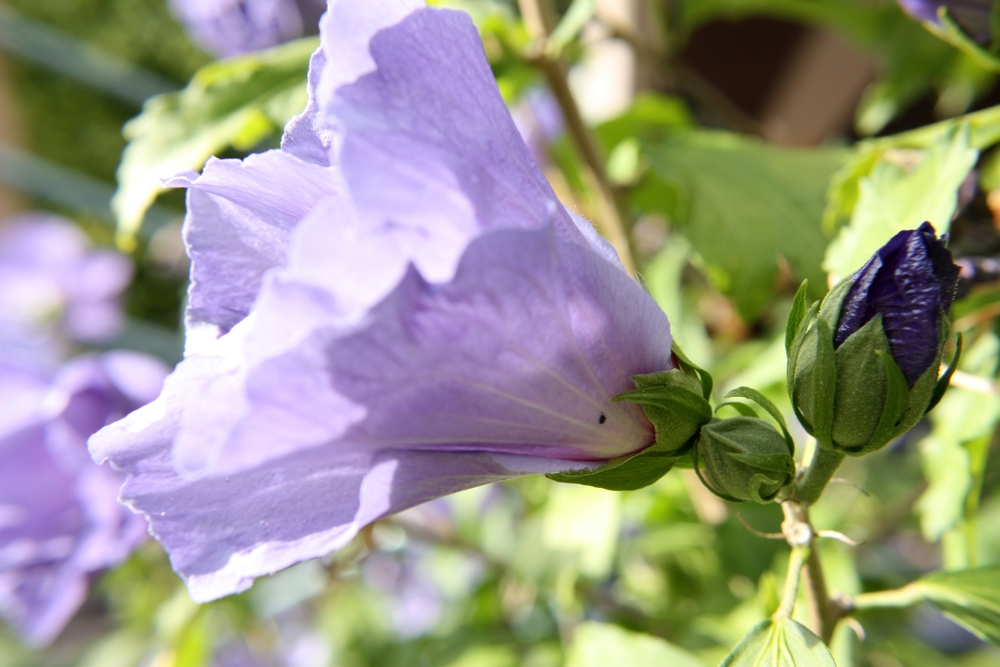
[517,0,636,274]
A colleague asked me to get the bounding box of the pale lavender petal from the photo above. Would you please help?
[165,151,340,340]
[280,48,335,166]
[319,1,590,275]
[92,358,581,601]
[174,223,670,476]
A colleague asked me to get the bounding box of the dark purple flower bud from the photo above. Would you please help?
[835,222,959,386]
[788,222,960,456]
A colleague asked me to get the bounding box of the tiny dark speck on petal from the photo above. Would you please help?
[599,413,607,424]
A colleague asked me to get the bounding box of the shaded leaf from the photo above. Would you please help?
[636,131,846,321]
[918,566,1000,648]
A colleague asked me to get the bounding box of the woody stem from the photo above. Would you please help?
[517,0,637,275]
[781,500,843,643]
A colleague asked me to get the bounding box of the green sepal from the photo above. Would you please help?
[726,451,797,474]
[845,349,909,455]
[827,315,891,452]
[545,441,689,491]
[692,444,744,503]
[811,317,838,450]
[787,278,851,440]
[785,279,809,355]
[927,331,963,414]
[746,473,785,504]
[717,401,759,418]
[693,417,795,504]
[614,380,713,428]
[724,387,795,455]
[786,300,820,434]
[671,341,713,400]
[546,370,710,491]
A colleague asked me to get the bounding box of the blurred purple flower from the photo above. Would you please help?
[0,352,167,644]
[512,87,565,168]
[170,0,329,58]
[896,0,992,43]
[0,214,132,346]
[91,0,673,603]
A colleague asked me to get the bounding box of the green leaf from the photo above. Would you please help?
[823,126,978,280]
[917,333,1000,541]
[542,486,621,578]
[595,93,696,153]
[565,622,705,667]
[112,36,315,245]
[918,566,1000,648]
[786,280,809,356]
[825,104,1000,234]
[721,619,837,667]
[636,131,846,321]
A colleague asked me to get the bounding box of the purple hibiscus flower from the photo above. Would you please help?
[169,0,329,58]
[0,351,167,644]
[0,213,133,347]
[91,0,674,603]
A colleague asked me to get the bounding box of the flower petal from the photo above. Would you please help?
[173,222,671,476]
[91,356,582,601]
[319,1,589,273]
[165,151,340,340]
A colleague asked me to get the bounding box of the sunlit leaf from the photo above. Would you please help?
[112,36,315,246]
[721,619,836,667]
[917,334,1000,542]
[565,622,705,667]
[823,126,978,281]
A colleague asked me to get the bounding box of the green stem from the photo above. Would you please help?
[774,546,809,621]
[851,584,923,610]
[795,446,845,504]
[803,543,839,643]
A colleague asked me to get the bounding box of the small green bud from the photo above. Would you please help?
[694,417,795,503]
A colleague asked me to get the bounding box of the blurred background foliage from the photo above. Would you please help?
[1,0,1000,665]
